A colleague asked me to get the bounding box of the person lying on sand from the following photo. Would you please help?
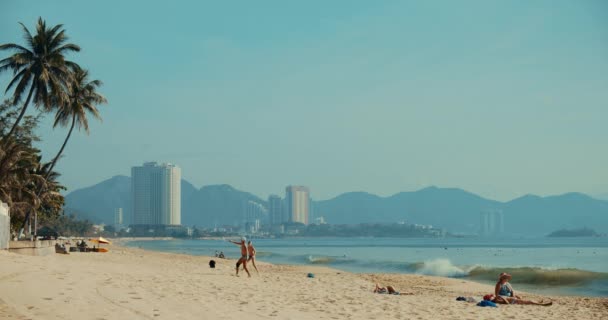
[373,283,413,295]
[492,273,552,306]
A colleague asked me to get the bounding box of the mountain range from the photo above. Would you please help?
[64,175,608,236]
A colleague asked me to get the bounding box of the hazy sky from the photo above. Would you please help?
[1,0,607,201]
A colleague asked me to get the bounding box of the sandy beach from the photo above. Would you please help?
[0,243,606,320]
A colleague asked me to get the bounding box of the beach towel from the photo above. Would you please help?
[477,300,498,308]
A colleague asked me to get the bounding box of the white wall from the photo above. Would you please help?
[0,201,10,250]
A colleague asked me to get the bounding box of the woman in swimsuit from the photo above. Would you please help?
[493,273,552,306]
[246,241,259,274]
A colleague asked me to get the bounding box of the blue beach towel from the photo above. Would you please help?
[477,300,498,308]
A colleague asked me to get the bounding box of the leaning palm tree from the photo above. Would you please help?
[0,17,80,140]
[18,68,106,236]
[48,67,106,177]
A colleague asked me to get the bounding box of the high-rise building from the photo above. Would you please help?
[244,200,267,233]
[114,208,123,230]
[285,186,310,225]
[268,195,284,225]
[131,162,181,225]
[480,209,504,236]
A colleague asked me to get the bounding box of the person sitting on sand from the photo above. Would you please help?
[495,272,521,300]
[218,251,225,259]
[229,238,251,277]
[373,283,413,295]
[246,241,259,274]
[493,273,552,306]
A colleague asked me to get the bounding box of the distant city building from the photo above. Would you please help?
[114,208,123,230]
[131,162,181,225]
[480,209,504,236]
[314,216,326,225]
[245,200,267,233]
[285,186,310,225]
[268,195,284,225]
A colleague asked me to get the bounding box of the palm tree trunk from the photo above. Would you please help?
[20,114,76,238]
[5,81,35,140]
[45,114,76,180]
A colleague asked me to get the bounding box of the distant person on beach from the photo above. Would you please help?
[493,273,552,306]
[219,251,225,259]
[229,238,251,277]
[246,241,259,274]
[373,283,413,295]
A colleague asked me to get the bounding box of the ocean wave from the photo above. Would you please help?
[285,253,608,287]
[395,259,608,287]
[407,259,476,277]
[467,266,608,286]
[304,255,354,264]
[254,251,274,257]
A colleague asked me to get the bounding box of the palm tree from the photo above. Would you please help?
[48,67,106,178]
[0,17,80,140]
[18,68,106,236]
[0,139,43,230]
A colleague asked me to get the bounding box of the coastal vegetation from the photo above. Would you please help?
[547,227,599,237]
[0,17,106,237]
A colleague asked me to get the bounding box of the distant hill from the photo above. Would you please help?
[502,192,608,235]
[315,189,608,235]
[65,175,131,224]
[182,184,266,227]
[593,193,608,201]
[64,177,265,228]
[315,187,501,234]
[64,177,608,236]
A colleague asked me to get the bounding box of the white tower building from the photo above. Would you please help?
[132,162,181,225]
[285,186,310,225]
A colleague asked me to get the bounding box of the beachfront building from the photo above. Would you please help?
[285,186,310,225]
[131,162,181,226]
[268,195,284,225]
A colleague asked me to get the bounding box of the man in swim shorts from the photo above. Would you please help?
[230,238,251,277]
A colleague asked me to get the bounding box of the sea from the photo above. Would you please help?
[126,237,608,297]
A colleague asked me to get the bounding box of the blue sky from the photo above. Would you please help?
[1,0,607,201]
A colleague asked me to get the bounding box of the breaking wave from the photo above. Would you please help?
[298,256,608,286]
[467,266,608,286]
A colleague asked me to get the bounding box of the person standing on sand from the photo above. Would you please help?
[229,238,251,277]
[247,241,259,274]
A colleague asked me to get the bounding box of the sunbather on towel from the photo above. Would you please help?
[373,283,413,295]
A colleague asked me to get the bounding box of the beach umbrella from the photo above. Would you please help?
[88,237,111,252]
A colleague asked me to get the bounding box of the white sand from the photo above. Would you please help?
[0,244,606,320]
